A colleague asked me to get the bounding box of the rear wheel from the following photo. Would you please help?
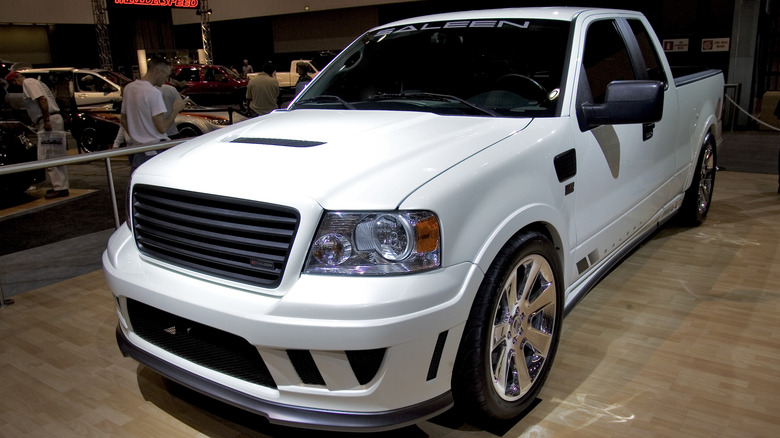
[453,230,562,424]
[79,127,100,153]
[681,133,716,225]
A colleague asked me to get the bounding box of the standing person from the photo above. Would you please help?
[245,62,279,117]
[242,59,253,78]
[294,62,314,96]
[159,82,183,139]
[121,57,186,169]
[5,71,69,199]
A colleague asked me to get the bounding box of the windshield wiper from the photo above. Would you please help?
[293,95,355,110]
[371,92,498,117]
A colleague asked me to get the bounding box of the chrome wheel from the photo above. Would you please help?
[453,231,562,423]
[489,253,557,401]
[681,134,717,225]
[697,142,716,216]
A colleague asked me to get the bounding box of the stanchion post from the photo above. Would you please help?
[105,157,121,229]
[0,281,13,308]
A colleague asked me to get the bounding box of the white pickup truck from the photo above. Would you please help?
[104,7,723,432]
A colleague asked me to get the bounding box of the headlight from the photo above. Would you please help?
[304,211,441,275]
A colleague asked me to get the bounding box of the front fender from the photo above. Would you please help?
[400,118,574,286]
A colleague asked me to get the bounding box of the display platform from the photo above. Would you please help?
[0,188,97,220]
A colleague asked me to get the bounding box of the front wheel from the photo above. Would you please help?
[176,123,202,139]
[453,230,563,424]
[680,133,716,225]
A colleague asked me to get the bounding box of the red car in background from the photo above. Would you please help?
[172,64,248,109]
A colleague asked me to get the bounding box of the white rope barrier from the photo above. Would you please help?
[724,93,780,132]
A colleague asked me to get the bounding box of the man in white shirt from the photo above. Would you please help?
[246,62,279,117]
[121,57,186,169]
[5,71,69,199]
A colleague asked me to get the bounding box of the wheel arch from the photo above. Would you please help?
[471,208,568,284]
[176,121,205,138]
[683,120,719,192]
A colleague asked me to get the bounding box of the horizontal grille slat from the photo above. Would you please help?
[136,235,282,277]
[135,204,295,238]
[135,214,291,252]
[134,191,298,226]
[133,185,299,288]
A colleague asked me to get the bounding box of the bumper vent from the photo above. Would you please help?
[128,299,277,388]
[132,185,299,288]
[127,299,387,390]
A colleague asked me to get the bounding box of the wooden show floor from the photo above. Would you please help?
[0,171,778,437]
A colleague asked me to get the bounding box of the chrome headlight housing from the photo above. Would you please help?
[304,211,441,275]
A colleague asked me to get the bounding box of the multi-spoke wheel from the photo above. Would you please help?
[454,230,562,424]
[489,252,557,401]
[681,133,717,225]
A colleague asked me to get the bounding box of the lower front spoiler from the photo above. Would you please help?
[116,325,454,432]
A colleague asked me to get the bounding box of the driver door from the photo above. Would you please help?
[570,18,677,281]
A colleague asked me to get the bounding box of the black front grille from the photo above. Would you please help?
[132,185,299,288]
[128,299,277,388]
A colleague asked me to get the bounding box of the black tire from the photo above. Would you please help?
[680,133,716,225]
[176,123,202,139]
[453,230,563,425]
[79,127,100,153]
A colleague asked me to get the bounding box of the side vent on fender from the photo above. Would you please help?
[426,331,449,381]
[554,148,577,182]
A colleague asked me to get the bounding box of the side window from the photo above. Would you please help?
[203,68,216,82]
[76,73,98,92]
[92,75,115,93]
[176,67,200,82]
[628,19,668,84]
[582,20,636,104]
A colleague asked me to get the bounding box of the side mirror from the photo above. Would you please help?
[579,80,664,131]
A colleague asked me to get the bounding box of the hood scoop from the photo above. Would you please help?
[231,137,326,148]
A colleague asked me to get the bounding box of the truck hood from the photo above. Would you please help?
[136,109,532,209]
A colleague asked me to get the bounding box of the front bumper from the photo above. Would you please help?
[103,225,484,431]
[116,325,453,431]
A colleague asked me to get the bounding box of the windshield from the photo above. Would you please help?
[292,19,570,117]
[219,66,241,80]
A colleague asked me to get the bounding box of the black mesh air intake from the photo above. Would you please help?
[346,349,386,385]
[287,350,326,385]
[127,299,277,388]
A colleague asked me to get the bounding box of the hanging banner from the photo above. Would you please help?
[114,0,199,7]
